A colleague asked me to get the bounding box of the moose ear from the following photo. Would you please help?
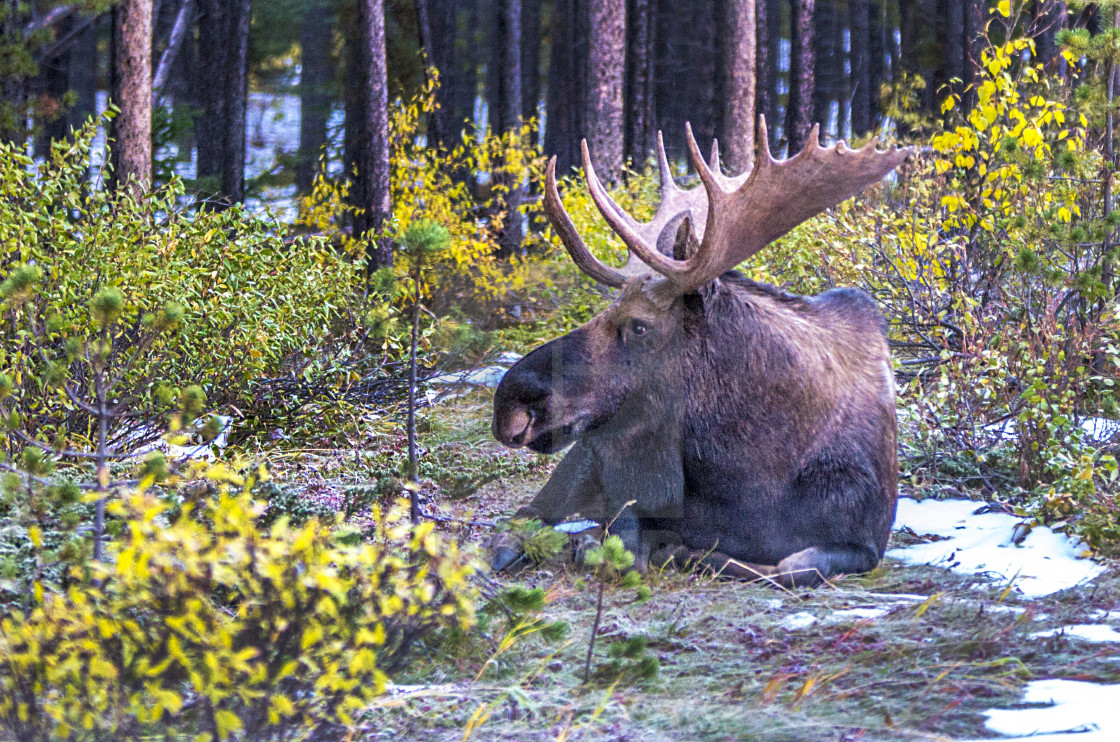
[672,216,700,261]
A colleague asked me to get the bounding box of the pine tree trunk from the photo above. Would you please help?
[867,0,884,128]
[354,0,393,270]
[521,0,541,130]
[298,0,332,192]
[40,17,73,150]
[545,0,584,173]
[764,0,782,149]
[587,0,625,182]
[625,0,656,167]
[965,0,986,88]
[720,0,756,172]
[221,0,250,203]
[415,0,447,146]
[499,0,522,132]
[849,0,871,136]
[755,0,771,149]
[812,0,837,140]
[689,0,719,148]
[69,18,99,133]
[785,0,814,152]
[195,0,250,206]
[110,0,153,192]
[833,0,849,138]
[946,0,965,91]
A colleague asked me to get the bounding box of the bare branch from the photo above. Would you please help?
[152,0,196,105]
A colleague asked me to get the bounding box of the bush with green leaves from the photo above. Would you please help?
[0,119,366,443]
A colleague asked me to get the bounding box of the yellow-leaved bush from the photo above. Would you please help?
[0,464,478,741]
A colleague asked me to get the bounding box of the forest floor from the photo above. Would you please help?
[264,389,1120,742]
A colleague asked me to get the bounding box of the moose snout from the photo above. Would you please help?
[492,363,553,448]
[494,406,534,447]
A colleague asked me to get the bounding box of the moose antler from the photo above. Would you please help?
[552,117,913,293]
[543,132,710,287]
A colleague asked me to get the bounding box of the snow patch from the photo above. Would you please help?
[781,612,818,630]
[129,416,232,462]
[888,498,1104,597]
[963,679,1120,741]
[1033,624,1120,643]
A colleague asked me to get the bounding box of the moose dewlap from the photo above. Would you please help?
[492,119,913,587]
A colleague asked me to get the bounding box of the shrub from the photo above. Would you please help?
[0,119,365,441]
[0,465,478,741]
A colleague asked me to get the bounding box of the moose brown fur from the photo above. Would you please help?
[492,120,911,586]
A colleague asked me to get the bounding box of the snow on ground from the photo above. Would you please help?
[425,352,523,401]
[887,498,1105,597]
[962,679,1120,741]
[1033,624,1120,643]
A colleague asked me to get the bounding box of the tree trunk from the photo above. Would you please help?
[587,0,625,182]
[945,0,965,91]
[689,0,719,148]
[764,0,781,149]
[40,16,73,150]
[355,0,393,269]
[785,0,814,152]
[834,0,849,138]
[195,0,250,206]
[965,0,986,91]
[415,0,447,146]
[499,0,522,132]
[68,17,98,133]
[812,0,838,140]
[720,0,756,172]
[521,0,542,131]
[298,0,332,192]
[110,0,153,192]
[867,0,884,128]
[755,0,771,150]
[625,0,656,167]
[221,0,250,203]
[495,0,524,256]
[849,0,871,136]
[1033,0,1060,66]
[546,0,587,172]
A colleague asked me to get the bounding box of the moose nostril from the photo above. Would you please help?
[508,408,533,440]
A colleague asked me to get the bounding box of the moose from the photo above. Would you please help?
[491,119,912,586]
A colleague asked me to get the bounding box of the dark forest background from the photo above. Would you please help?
[0,1,1084,205]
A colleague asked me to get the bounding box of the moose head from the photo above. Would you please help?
[492,119,911,586]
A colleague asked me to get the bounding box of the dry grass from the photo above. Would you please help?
[264,391,1120,741]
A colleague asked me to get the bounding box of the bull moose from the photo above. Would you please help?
[491,119,912,586]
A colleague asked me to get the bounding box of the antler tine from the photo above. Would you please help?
[665,116,914,294]
[755,114,774,164]
[581,141,693,280]
[542,156,627,288]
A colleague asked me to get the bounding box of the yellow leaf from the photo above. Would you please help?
[997,0,1010,17]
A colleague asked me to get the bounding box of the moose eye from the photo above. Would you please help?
[630,319,647,336]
